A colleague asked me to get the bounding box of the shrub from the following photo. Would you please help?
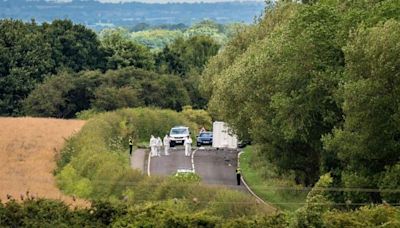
[181,106,212,131]
[292,173,333,228]
[380,163,400,204]
[323,205,400,227]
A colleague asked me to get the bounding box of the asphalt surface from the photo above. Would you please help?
[194,147,246,191]
[131,149,146,172]
[149,146,192,176]
[149,146,247,192]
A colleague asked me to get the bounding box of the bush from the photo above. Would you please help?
[323,205,400,227]
[0,199,106,227]
[181,106,212,131]
[380,163,400,204]
[292,173,333,228]
[172,172,201,183]
[75,109,102,120]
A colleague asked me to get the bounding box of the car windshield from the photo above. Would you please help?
[200,133,212,137]
[171,128,188,135]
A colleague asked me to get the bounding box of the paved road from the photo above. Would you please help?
[150,146,192,176]
[194,148,246,191]
[149,146,246,191]
[131,149,146,172]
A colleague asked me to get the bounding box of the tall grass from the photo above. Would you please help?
[240,146,307,211]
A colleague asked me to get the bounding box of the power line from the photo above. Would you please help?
[1,177,400,193]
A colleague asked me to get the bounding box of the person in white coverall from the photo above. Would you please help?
[150,135,157,157]
[156,137,162,157]
[184,136,192,157]
[163,135,170,156]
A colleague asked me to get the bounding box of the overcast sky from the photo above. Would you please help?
[48,0,264,3]
[96,0,264,3]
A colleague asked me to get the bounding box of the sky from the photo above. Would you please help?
[47,0,264,3]
[96,0,264,3]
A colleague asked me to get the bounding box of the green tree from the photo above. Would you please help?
[184,20,227,44]
[323,20,400,203]
[100,28,154,70]
[42,19,106,72]
[0,19,54,115]
[23,71,100,118]
[156,35,220,76]
[204,2,343,186]
[131,29,183,51]
[23,67,191,116]
[156,35,220,108]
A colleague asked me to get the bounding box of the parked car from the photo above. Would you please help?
[238,139,252,148]
[196,132,213,147]
[169,126,190,147]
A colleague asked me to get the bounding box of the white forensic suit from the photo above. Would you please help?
[184,137,192,157]
[150,135,157,157]
[163,135,170,156]
[156,137,162,157]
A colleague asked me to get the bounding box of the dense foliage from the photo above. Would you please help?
[1,191,398,227]
[0,19,106,116]
[0,18,222,116]
[23,68,191,117]
[203,0,400,205]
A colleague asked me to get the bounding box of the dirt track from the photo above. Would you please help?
[0,117,86,206]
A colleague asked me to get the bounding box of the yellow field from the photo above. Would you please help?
[0,117,87,206]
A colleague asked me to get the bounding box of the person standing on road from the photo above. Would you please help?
[128,137,133,156]
[236,168,241,185]
[184,136,192,157]
[156,137,162,157]
[150,135,156,157]
[163,135,170,156]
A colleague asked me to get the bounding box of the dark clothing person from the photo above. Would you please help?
[236,168,241,185]
[129,138,133,156]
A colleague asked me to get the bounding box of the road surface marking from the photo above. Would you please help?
[191,148,198,173]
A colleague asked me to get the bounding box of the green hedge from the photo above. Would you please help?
[56,108,198,199]
[1,198,398,227]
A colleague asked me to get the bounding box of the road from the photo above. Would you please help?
[149,146,192,176]
[149,146,246,191]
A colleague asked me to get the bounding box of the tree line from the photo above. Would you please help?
[202,0,400,206]
[0,19,221,117]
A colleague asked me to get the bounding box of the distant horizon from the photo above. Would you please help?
[46,0,265,3]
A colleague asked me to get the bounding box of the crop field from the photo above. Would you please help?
[0,117,87,206]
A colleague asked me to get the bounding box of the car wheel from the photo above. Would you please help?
[170,142,175,147]
[197,143,201,147]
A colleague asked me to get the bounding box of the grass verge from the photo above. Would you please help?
[240,146,307,211]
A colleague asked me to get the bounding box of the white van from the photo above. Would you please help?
[212,121,238,149]
[169,126,190,147]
